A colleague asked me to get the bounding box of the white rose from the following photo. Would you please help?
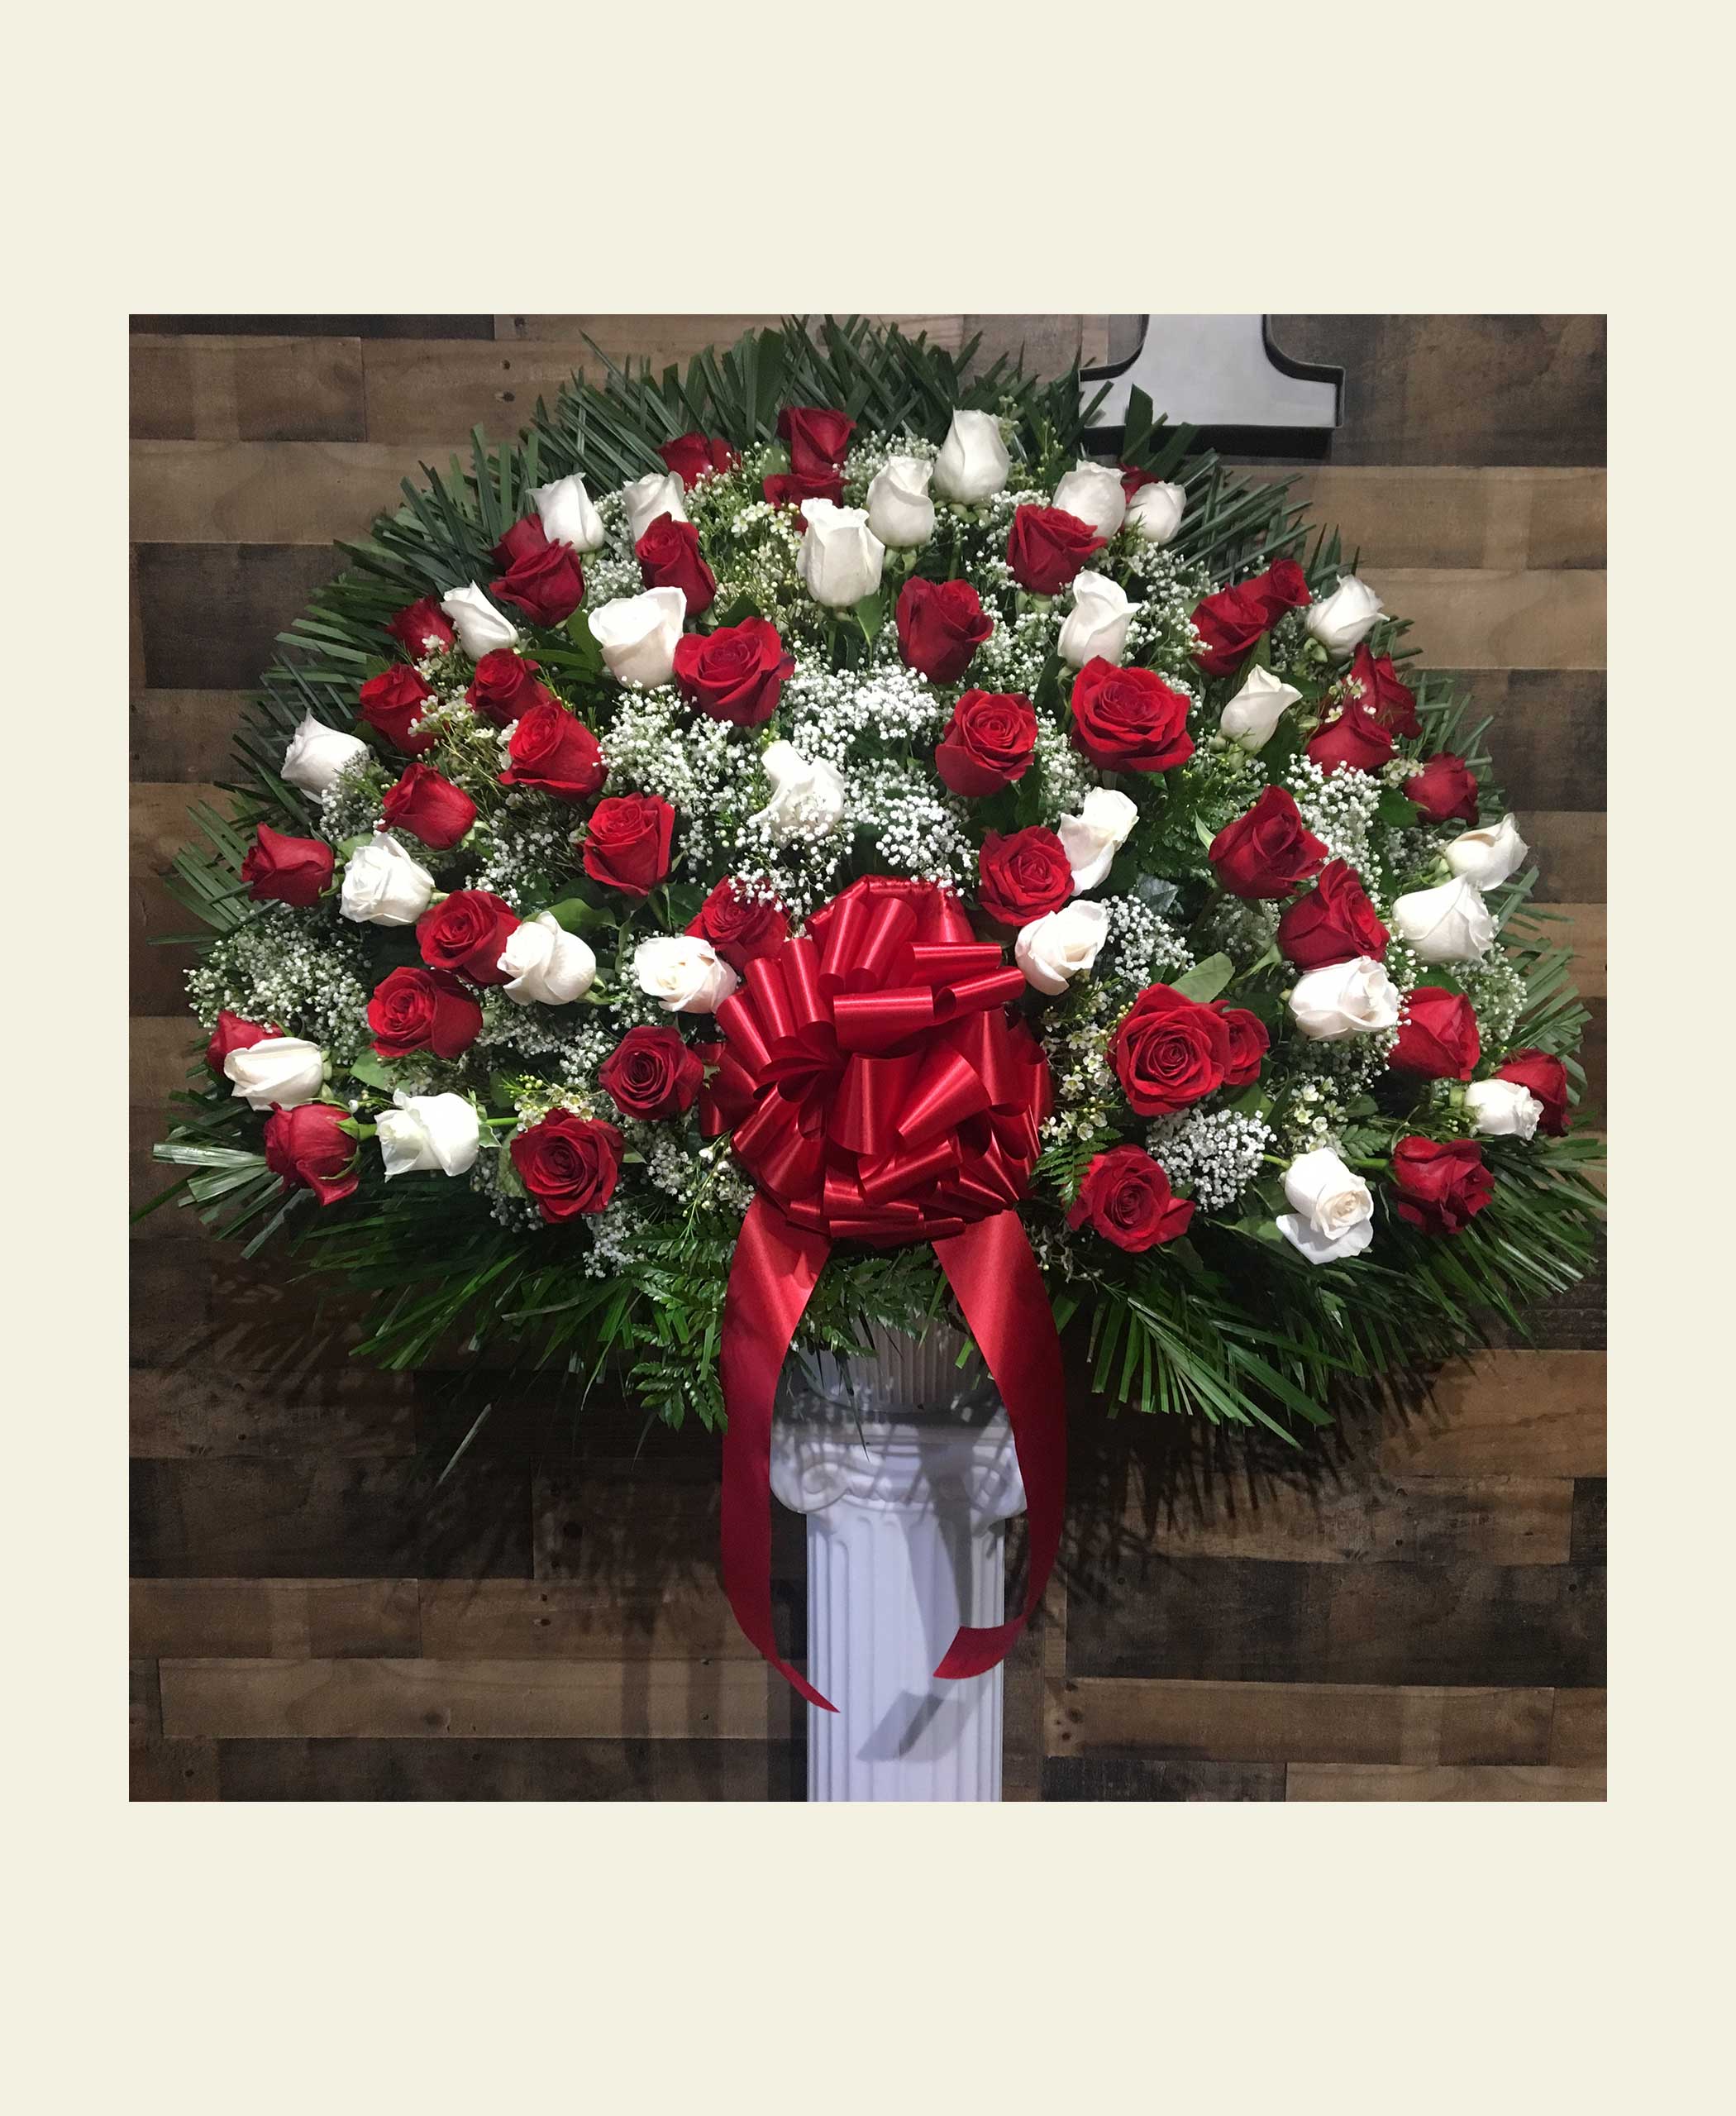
[751,739,847,843]
[1057,571,1134,669]
[1014,900,1110,996]
[589,587,685,688]
[1126,480,1185,546]
[1219,666,1302,752]
[632,934,740,1016]
[498,912,597,1005]
[1390,876,1496,963]
[377,1091,481,1180]
[1463,1078,1543,1140]
[931,408,1010,504]
[622,470,688,545]
[339,833,436,928]
[1050,461,1127,542]
[1304,575,1384,657]
[1056,787,1138,892]
[281,714,369,796]
[1288,956,1402,1040]
[795,499,885,609]
[441,581,519,658]
[1276,1147,1376,1265]
[1444,813,1529,890]
[224,1035,326,1111]
[866,456,936,549]
[531,474,605,553]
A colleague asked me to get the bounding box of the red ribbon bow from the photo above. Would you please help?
[704,876,1067,1712]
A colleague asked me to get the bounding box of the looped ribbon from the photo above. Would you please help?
[703,876,1066,1712]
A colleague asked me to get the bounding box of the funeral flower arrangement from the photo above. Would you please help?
[153,320,1601,1464]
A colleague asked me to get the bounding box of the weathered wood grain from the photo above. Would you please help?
[1285,1761,1605,1801]
[131,1579,421,1659]
[1549,1688,1607,1765]
[132,544,343,690]
[1385,1352,1605,1478]
[1444,670,1605,811]
[417,1578,757,1662]
[130,690,248,782]
[131,336,365,442]
[129,1364,418,1459]
[1363,568,1604,670]
[1238,466,1605,571]
[1523,813,1605,903]
[1041,1756,1284,1801]
[214,1736,797,1801]
[131,1741,221,1801]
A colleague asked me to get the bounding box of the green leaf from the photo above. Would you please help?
[545,895,615,934]
[346,1051,395,1091]
[1173,953,1234,1004]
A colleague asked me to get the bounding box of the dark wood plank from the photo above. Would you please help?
[215,1736,797,1801]
[1570,1480,1607,1565]
[1286,1761,1604,1801]
[1522,812,1605,903]
[131,690,246,782]
[1232,466,1604,571]
[130,1364,417,1459]
[1549,1689,1607,1766]
[132,315,495,339]
[132,1579,420,1658]
[131,337,365,442]
[1447,671,1605,811]
[132,544,344,690]
[1042,1756,1284,1801]
[131,1741,221,1800]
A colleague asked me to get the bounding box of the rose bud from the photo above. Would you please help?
[263,1102,359,1207]
[1390,1135,1494,1235]
[1066,1144,1194,1253]
[1216,1004,1270,1088]
[224,1035,326,1111]
[935,689,1038,797]
[777,405,856,482]
[1126,480,1185,545]
[977,827,1075,926]
[622,470,688,543]
[582,793,676,898]
[385,597,455,657]
[1051,461,1128,542]
[1056,788,1137,892]
[657,432,739,487]
[1190,579,1273,678]
[498,913,597,1006]
[382,763,476,850]
[1287,957,1402,1041]
[866,456,936,548]
[1306,575,1384,657]
[415,889,521,985]
[636,513,717,617]
[339,833,436,928]
[1277,860,1390,970]
[510,1110,623,1225]
[632,934,739,1015]
[530,473,605,552]
[896,576,994,685]
[1444,813,1529,890]
[281,714,369,795]
[1495,1048,1571,1135]
[1015,900,1109,996]
[1071,658,1194,773]
[440,581,518,658]
[673,618,793,728]
[205,1010,277,1075]
[467,650,555,727]
[1006,504,1104,595]
[499,701,607,800]
[491,521,585,628]
[1209,786,1328,900]
[1306,701,1395,774]
[1463,1079,1543,1139]
[687,879,788,972]
[377,1091,482,1179]
[1389,986,1481,1081]
[1219,667,1301,752]
[1405,752,1481,824]
[763,466,845,509]
[589,587,686,689]
[795,499,885,609]
[598,1025,704,1120]
[1347,644,1420,736]
[241,823,334,907]
[367,966,483,1060]
[1276,1148,1375,1265]
[359,665,438,752]
[1109,984,1231,1117]
[1057,571,1133,669]
[932,408,1010,503]
[1390,877,1495,963]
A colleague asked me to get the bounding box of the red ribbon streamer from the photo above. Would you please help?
[710,876,1067,1711]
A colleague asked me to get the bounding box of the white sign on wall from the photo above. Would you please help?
[1083,317,1342,433]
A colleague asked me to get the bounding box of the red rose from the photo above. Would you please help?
[494,518,548,569]
[359,665,438,752]
[1405,752,1480,824]
[499,701,607,800]
[977,827,1073,925]
[1110,984,1232,1117]
[492,528,585,628]
[1006,504,1104,595]
[1390,986,1481,1081]
[466,650,554,727]
[1209,786,1328,900]
[636,513,717,617]
[415,889,520,984]
[382,763,477,849]
[582,794,675,898]
[1066,1144,1195,1253]
[1120,463,1161,499]
[658,432,740,486]
[1391,1135,1494,1235]
[687,879,788,971]
[1071,658,1194,773]
[934,689,1038,796]
[1190,580,1271,678]
[763,468,845,510]
[672,618,793,728]
[1252,559,1311,620]
[241,823,333,907]
[206,1009,277,1074]
[1277,860,1390,969]
[1348,645,1420,738]
[598,1025,704,1121]
[777,406,855,480]
[895,576,993,685]
[511,1109,622,1224]
[1217,1005,1270,1088]
[1496,1048,1571,1135]
[1307,701,1395,774]
[264,1103,359,1207]
[385,597,455,657]
[367,965,483,1060]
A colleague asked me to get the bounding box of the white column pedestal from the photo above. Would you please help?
[770,1326,1025,1803]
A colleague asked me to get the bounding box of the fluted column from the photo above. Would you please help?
[770,1326,1026,1802]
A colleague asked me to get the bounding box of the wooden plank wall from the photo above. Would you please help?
[129,314,1605,1801]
